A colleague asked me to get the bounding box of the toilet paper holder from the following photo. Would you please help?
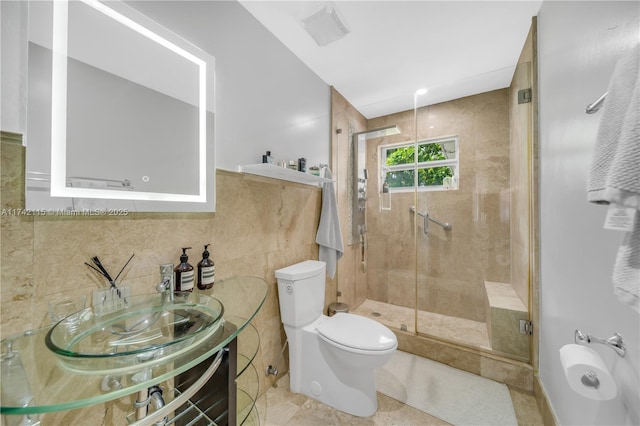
[574,329,626,357]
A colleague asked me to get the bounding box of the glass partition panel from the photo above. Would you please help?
[414,79,532,362]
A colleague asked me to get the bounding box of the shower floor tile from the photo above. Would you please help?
[352,299,491,350]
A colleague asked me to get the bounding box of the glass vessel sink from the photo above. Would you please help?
[45,292,224,374]
[0,276,267,416]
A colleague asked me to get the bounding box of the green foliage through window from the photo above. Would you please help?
[382,138,458,189]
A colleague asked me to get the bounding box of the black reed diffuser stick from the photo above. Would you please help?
[88,256,121,298]
[113,254,135,283]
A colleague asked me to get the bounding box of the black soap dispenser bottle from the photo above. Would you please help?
[197,244,215,290]
[174,247,194,292]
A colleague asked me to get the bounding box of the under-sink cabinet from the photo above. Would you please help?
[162,320,260,425]
[0,276,267,426]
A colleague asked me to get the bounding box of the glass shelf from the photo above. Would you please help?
[237,322,259,377]
[0,276,267,416]
[242,405,260,426]
[237,361,258,425]
[237,388,256,426]
[124,359,260,426]
[126,377,261,426]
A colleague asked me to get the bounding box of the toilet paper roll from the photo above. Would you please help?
[559,344,617,400]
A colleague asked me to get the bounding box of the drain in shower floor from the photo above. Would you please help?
[371,312,381,317]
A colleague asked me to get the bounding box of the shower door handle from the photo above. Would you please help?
[410,206,429,235]
[410,206,452,235]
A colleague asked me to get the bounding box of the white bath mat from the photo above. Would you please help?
[376,350,517,425]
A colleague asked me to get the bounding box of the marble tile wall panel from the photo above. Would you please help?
[1,135,35,334]
[510,21,537,369]
[330,88,367,312]
[510,57,533,310]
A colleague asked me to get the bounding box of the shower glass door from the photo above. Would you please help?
[413,71,533,362]
[361,66,533,362]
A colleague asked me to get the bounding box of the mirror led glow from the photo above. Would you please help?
[51,0,208,203]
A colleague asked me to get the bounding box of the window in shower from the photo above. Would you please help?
[381,136,459,191]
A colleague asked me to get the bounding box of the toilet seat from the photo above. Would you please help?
[317,313,397,353]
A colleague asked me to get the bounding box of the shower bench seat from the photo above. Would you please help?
[484,281,529,360]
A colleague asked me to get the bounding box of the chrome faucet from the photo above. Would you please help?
[156,264,174,300]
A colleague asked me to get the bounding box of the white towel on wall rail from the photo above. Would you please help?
[316,167,344,279]
[587,43,640,313]
[588,44,640,207]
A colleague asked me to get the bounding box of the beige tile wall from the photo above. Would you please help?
[1,132,322,423]
[330,88,368,311]
[510,25,535,311]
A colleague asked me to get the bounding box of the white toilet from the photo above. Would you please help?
[275,260,397,417]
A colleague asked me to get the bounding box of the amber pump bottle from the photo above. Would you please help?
[197,244,215,290]
[174,247,194,292]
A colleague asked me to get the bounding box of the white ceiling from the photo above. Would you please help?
[239,1,542,118]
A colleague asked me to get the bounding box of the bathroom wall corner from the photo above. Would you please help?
[1,132,36,336]
[534,374,559,426]
[330,87,367,311]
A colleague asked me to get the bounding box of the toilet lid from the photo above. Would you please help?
[317,313,397,351]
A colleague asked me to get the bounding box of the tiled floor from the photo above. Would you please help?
[255,304,543,425]
[256,373,450,425]
[353,299,491,350]
[256,371,543,426]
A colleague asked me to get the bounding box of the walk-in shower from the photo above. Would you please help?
[337,81,533,364]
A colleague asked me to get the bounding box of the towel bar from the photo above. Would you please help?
[585,91,608,114]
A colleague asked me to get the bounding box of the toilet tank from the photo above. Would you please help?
[275,260,326,327]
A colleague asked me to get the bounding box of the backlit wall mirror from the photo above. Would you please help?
[26,0,216,213]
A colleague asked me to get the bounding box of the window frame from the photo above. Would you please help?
[380,135,459,193]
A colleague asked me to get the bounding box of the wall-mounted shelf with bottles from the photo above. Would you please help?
[240,164,333,187]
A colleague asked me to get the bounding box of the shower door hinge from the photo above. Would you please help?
[519,319,533,335]
[518,88,532,104]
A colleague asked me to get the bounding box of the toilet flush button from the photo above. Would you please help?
[286,284,293,293]
[310,381,322,396]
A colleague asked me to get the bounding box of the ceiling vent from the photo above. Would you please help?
[301,3,350,47]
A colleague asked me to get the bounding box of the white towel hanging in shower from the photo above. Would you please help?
[316,167,344,279]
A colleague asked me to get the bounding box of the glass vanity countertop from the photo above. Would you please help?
[0,276,267,416]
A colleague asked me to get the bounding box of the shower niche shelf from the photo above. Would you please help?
[240,164,333,187]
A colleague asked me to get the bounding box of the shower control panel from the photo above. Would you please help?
[358,180,367,200]
[356,174,368,235]
[352,131,371,243]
